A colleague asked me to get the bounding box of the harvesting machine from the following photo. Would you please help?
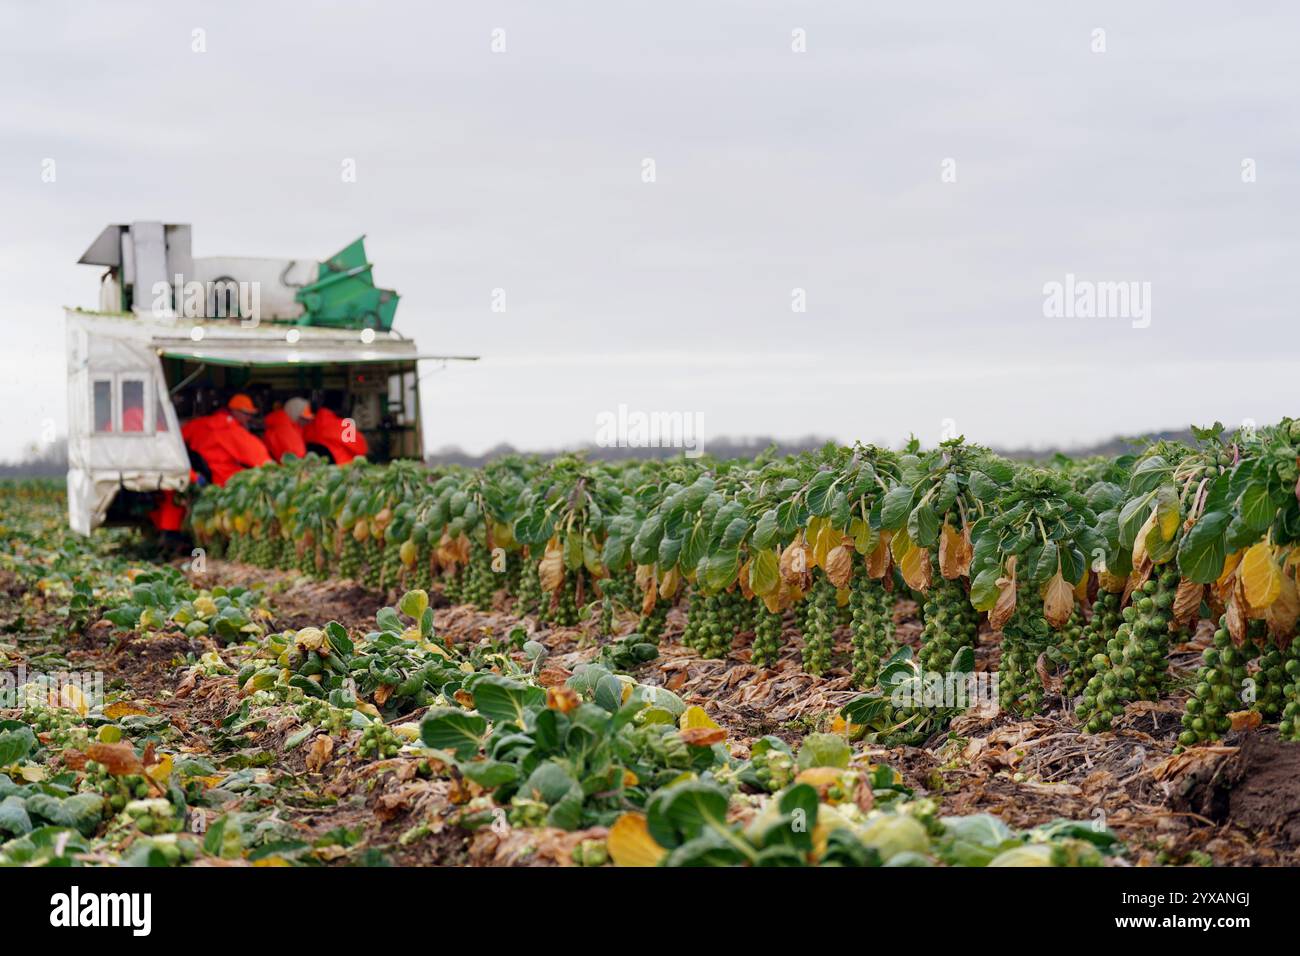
[65,222,475,534]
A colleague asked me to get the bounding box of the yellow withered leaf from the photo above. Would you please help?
[1098,569,1127,593]
[748,548,780,598]
[607,813,667,868]
[899,545,931,592]
[1216,549,1244,589]
[805,515,826,540]
[891,527,913,564]
[1131,508,1157,569]
[294,626,327,652]
[56,684,90,717]
[104,701,148,720]
[1073,567,1090,603]
[813,521,839,570]
[146,754,174,783]
[1240,542,1282,610]
[1156,497,1181,541]
[1265,570,1300,643]
[680,705,720,731]
[849,517,873,555]
[659,566,681,600]
[794,767,845,790]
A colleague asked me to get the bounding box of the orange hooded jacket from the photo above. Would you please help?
[302,408,369,464]
[182,412,272,486]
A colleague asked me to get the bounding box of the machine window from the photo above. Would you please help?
[93,380,113,432]
[121,379,145,432]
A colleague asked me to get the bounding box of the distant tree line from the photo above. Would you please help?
[0,439,67,478]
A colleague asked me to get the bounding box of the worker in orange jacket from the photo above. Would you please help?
[181,394,272,486]
[147,489,187,531]
[263,397,314,462]
[303,405,369,464]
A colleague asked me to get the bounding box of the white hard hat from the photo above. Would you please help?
[284,397,314,423]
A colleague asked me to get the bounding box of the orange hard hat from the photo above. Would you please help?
[227,394,257,414]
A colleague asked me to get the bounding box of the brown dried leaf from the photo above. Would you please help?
[990,575,1018,632]
[175,670,198,699]
[737,559,754,599]
[780,536,809,584]
[546,685,581,714]
[1043,571,1074,629]
[538,538,565,594]
[938,523,972,579]
[679,727,727,747]
[305,734,334,772]
[1227,710,1262,732]
[61,749,88,771]
[536,667,572,688]
[1225,576,1248,645]
[86,742,145,776]
[640,575,658,617]
[1172,579,1205,630]
[1131,507,1157,569]
[866,532,892,580]
[824,545,853,589]
[1122,555,1154,609]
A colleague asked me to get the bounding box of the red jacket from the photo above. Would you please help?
[182,412,271,486]
[302,408,369,464]
[263,408,307,462]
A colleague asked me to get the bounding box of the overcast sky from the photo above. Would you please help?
[2,1,1297,461]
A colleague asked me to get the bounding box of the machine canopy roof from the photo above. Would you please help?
[157,344,475,368]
